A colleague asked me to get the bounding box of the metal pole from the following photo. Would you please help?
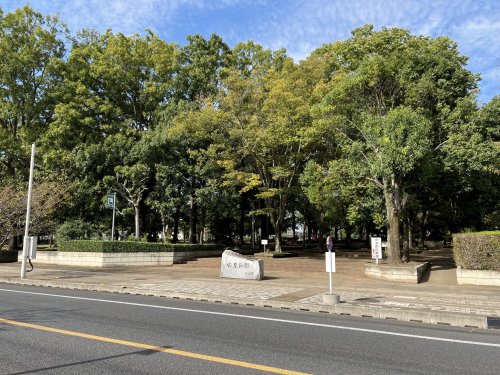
[111,193,116,241]
[21,143,35,279]
[328,247,333,295]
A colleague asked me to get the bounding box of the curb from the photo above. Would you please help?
[0,278,488,329]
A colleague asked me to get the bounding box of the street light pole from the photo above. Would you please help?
[21,143,35,279]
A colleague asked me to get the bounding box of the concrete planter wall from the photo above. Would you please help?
[456,267,500,286]
[365,262,430,283]
[18,249,243,267]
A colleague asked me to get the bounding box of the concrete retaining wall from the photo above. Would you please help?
[365,262,430,283]
[18,249,234,267]
[456,267,500,286]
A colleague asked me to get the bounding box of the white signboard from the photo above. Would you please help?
[325,252,336,272]
[261,239,268,245]
[371,237,383,260]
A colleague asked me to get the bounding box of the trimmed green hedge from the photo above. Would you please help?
[453,231,500,271]
[58,240,223,253]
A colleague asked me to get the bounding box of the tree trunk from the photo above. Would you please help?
[345,224,352,249]
[238,196,245,245]
[275,221,283,253]
[401,221,410,262]
[318,212,325,250]
[383,177,401,264]
[251,215,256,249]
[161,216,166,242]
[189,195,197,244]
[269,211,282,253]
[408,219,414,252]
[134,205,140,239]
[416,210,428,249]
[292,210,296,241]
[199,207,206,244]
[172,208,180,244]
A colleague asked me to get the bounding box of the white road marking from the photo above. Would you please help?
[1,287,499,348]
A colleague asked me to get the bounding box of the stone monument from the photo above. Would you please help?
[220,250,264,280]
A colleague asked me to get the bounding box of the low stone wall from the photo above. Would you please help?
[365,262,430,283]
[456,267,500,286]
[18,249,232,267]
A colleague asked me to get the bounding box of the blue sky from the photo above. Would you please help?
[3,0,499,103]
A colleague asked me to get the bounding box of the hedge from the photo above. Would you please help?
[0,250,17,263]
[452,231,500,271]
[57,240,223,253]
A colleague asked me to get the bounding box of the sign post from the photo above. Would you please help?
[323,246,340,305]
[261,239,268,253]
[106,193,116,240]
[371,237,383,264]
[325,250,335,294]
[326,235,334,293]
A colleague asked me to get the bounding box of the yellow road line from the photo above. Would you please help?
[0,317,311,375]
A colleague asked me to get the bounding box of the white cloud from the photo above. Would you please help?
[3,0,499,100]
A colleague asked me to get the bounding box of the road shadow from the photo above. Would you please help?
[7,347,172,375]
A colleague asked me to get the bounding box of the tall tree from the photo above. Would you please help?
[164,33,231,242]
[315,25,478,263]
[41,29,178,234]
[0,6,66,181]
[220,43,316,252]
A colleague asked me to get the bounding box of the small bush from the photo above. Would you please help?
[453,231,500,271]
[56,220,96,241]
[58,240,222,253]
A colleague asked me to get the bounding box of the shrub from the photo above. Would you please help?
[453,231,500,271]
[56,220,96,241]
[0,250,17,263]
[58,240,222,253]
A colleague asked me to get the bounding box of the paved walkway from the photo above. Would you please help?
[1,250,499,329]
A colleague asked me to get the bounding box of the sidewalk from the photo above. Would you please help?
[1,253,499,329]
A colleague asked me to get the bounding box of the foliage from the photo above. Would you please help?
[315,25,481,263]
[219,46,315,252]
[55,220,96,241]
[453,232,500,271]
[57,240,222,253]
[0,181,67,250]
[1,5,498,256]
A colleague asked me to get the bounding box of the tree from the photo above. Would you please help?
[174,33,231,103]
[220,44,315,252]
[0,181,66,250]
[104,163,150,239]
[316,25,478,263]
[0,6,66,181]
[41,29,179,235]
[299,161,337,247]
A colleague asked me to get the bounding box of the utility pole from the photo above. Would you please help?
[21,143,35,279]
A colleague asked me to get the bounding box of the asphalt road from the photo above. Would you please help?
[1,285,499,375]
